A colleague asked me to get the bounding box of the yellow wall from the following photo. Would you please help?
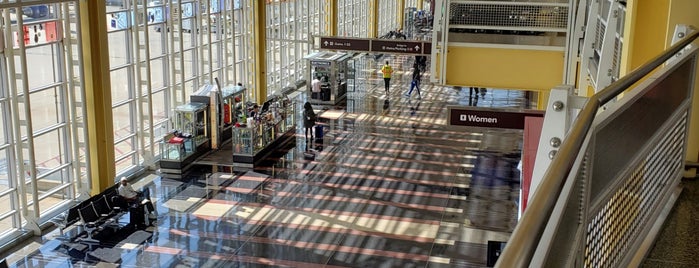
[625,0,670,72]
[445,46,565,92]
[667,0,699,169]
[623,0,699,170]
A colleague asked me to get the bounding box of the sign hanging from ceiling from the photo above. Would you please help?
[447,106,544,130]
[371,40,423,54]
[318,36,432,55]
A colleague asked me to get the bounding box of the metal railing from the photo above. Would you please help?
[496,30,699,267]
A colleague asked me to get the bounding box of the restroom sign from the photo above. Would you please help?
[448,106,544,130]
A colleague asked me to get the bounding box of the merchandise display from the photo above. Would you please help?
[232,95,296,167]
[160,102,210,174]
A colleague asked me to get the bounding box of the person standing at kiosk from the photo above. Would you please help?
[311,76,322,100]
[381,61,393,95]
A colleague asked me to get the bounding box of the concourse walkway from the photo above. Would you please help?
[4,55,535,267]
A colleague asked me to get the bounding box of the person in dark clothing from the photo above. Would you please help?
[302,102,316,140]
[405,64,422,98]
[415,55,427,72]
[249,104,260,118]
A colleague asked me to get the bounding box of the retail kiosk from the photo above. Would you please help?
[304,51,351,105]
[160,82,247,175]
[190,83,247,144]
[160,102,210,174]
[231,95,296,168]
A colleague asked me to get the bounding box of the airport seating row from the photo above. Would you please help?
[50,183,130,244]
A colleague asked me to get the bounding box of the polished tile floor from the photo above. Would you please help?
[5,55,533,267]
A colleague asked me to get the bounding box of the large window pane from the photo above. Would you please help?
[33,129,66,170]
[115,151,135,172]
[0,194,17,232]
[24,45,59,89]
[111,67,133,103]
[29,87,63,131]
[108,31,130,67]
[152,90,168,123]
[149,25,167,57]
[113,103,135,141]
[37,187,69,214]
[0,103,7,145]
[183,50,196,79]
[150,57,167,89]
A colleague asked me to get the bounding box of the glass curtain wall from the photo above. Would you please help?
[378,0,398,36]
[265,0,324,98]
[405,0,418,8]
[0,1,87,240]
[106,0,251,176]
[338,0,369,38]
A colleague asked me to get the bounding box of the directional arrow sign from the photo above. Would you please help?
[319,37,370,51]
[371,40,423,54]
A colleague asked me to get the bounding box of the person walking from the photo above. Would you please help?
[381,61,393,95]
[302,102,316,140]
[405,64,422,99]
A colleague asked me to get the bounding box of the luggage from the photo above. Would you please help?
[314,125,323,139]
[303,151,315,160]
[322,87,331,101]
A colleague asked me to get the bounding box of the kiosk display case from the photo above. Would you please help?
[173,102,209,145]
[232,96,296,167]
[160,102,210,174]
[305,51,351,105]
[221,85,247,127]
[189,83,247,146]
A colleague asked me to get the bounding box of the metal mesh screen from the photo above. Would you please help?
[595,20,605,51]
[583,113,687,268]
[612,38,620,80]
[448,2,568,31]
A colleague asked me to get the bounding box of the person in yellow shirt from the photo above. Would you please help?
[381,61,393,94]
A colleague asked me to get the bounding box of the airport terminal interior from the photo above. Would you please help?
[0,0,698,267]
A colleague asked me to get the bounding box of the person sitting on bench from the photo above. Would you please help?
[118,177,156,218]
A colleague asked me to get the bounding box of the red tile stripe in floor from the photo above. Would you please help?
[185,214,437,244]
[257,166,464,188]
[209,198,442,225]
[145,246,345,268]
[167,228,432,262]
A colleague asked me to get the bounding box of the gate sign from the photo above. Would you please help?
[317,36,432,55]
[319,37,370,51]
[448,106,544,130]
[372,40,423,54]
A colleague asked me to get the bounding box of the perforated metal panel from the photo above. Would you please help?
[448,1,569,31]
[584,0,626,91]
[583,113,687,268]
